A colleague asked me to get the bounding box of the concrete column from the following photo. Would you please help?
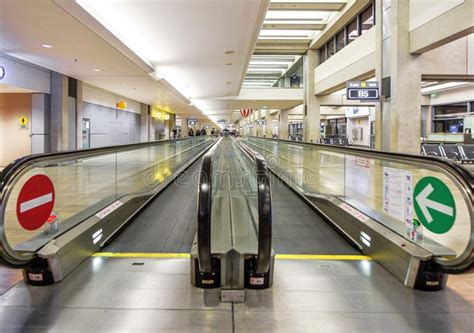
[168,114,176,139]
[379,0,422,154]
[140,104,150,142]
[303,49,320,143]
[265,111,273,138]
[279,109,289,140]
[31,93,50,154]
[50,71,73,152]
[374,0,383,150]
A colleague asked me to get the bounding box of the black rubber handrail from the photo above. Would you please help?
[255,154,272,274]
[196,141,220,273]
[0,137,210,266]
[236,140,272,274]
[246,136,473,273]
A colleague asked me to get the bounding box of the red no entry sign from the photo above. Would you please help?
[16,175,55,231]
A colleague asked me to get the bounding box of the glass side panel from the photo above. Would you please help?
[244,137,472,262]
[4,153,117,250]
[2,138,212,252]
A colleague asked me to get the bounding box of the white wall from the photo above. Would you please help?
[82,83,142,114]
[409,0,466,31]
[0,54,50,93]
[314,27,375,94]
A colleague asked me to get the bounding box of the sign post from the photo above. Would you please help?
[346,81,379,101]
[413,176,456,234]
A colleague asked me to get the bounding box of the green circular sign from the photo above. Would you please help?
[413,176,456,234]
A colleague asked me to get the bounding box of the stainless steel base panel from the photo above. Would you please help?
[190,239,275,297]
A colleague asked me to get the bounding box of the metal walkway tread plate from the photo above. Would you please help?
[102,159,203,254]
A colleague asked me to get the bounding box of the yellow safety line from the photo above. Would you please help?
[275,254,371,261]
[93,252,191,258]
[93,252,370,261]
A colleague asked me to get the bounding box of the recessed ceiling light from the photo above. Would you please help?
[225,50,235,55]
[93,69,101,72]
[41,44,53,48]
[225,81,231,85]
[226,63,233,66]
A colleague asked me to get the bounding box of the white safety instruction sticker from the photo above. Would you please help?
[96,201,123,219]
[339,203,369,222]
[383,167,413,227]
[250,277,264,285]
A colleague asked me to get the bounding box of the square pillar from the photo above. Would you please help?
[303,49,321,143]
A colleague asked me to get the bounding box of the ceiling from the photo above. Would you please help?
[0,0,270,126]
[0,0,350,128]
[255,0,346,55]
[243,0,347,89]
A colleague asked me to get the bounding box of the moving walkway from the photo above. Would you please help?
[0,135,472,293]
[242,136,473,290]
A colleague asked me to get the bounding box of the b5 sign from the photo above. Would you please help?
[346,81,379,101]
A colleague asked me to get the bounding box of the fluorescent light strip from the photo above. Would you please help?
[421,82,470,94]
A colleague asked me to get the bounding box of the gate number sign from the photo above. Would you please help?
[346,81,379,101]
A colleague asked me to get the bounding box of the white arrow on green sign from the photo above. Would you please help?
[413,176,456,234]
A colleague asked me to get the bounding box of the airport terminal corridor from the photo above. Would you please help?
[0,0,473,331]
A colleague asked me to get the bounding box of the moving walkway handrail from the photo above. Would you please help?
[246,136,473,272]
[0,137,209,267]
[196,145,215,273]
[196,138,272,274]
[236,140,272,274]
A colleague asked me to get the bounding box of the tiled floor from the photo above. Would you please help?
[0,258,472,332]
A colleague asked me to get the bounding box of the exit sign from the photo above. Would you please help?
[346,81,379,101]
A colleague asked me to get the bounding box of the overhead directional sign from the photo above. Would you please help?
[16,175,56,231]
[413,176,456,234]
[346,81,379,101]
[256,120,266,126]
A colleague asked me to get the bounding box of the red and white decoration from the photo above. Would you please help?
[16,174,56,231]
[240,108,253,118]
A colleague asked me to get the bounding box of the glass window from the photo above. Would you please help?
[327,38,336,58]
[360,4,374,34]
[347,18,358,44]
[319,46,326,63]
[336,29,345,52]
